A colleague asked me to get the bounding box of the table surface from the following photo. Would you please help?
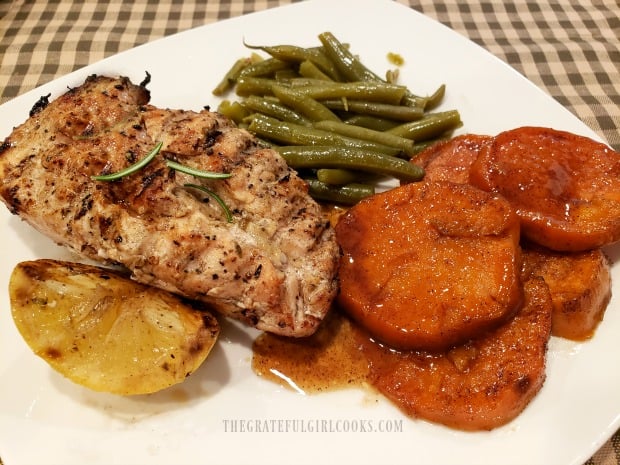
[0,1,618,464]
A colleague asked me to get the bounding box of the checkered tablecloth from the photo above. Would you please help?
[0,1,618,464]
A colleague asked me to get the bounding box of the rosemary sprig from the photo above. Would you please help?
[183,183,234,223]
[91,141,163,181]
[165,160,232,179]
[91,141,234,222]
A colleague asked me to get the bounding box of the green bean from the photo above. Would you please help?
[235,77,278,97]
[248,114,402,155]
[343,115,400,131]
[241,95,311,125]
[238,57,292,79]
[322,98,424,121]
[213,32,464,205]
[275,145,424,182]
[287,77,339,87]
[273,69,300,80]
[315,168,381,186]
[318,31,427,109]
[243,43,343,80]
[212,57,254,96]
[217,100,250,124]
[424,84,446,112]
[287,78,408,103]
[272,85,340,122]
[313,120,417,156]
[316,168,359,185]
[385,68,399,84]
[401,93,429,110]
[298,60,332,81]
[251,134,278,148]
[295,81,407,104]
[318,31,382,82]
[305,178,375,205]
[386,110,462,141]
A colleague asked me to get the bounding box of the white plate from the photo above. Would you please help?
[1,1,619,464]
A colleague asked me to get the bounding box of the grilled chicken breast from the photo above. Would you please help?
[0,75,339,337]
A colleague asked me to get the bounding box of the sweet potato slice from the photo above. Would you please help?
[362,277,552,431]
[412,134,493,184]
[469,126,620,251]
[335,180,522,351]
[521,243,611,340]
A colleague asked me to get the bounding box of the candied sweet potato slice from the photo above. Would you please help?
[521,242,611,340]
[412,134,493,184]
[469,126,620,251]
[362,277,552,431]
[335,180,522,351]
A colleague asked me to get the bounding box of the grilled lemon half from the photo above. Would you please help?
[9,259,219,395]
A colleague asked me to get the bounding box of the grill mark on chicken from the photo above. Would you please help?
[0,75,339,337]
[29,93,51,117]
[0,140,11,154]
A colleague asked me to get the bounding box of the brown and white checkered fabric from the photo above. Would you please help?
[1,0,618,150]
[408,0,620,152]
[0,1,619,464]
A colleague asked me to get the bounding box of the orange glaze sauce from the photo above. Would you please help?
[251,205,549,432]
[253,204,371,394]
[252,296,548,432]
[252,309,370,393]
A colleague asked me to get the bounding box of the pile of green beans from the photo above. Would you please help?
[213,31,462,205]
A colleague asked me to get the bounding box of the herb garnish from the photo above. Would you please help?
[91,142,163,181]
[165,160,232,180]
[91,141,234,221]
[184,183,234,223]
